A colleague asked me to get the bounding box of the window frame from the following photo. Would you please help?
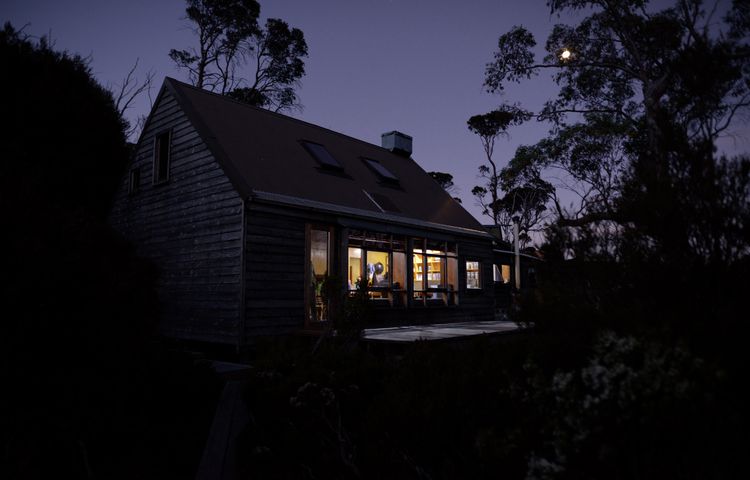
[305,224,334,326]
[347,230,407,307]
[465,260,482,291]
[300,140,345,172]
[152,129,172,185]
[412,238,458,307]
[361,157,399,185]
[128,168,140,195]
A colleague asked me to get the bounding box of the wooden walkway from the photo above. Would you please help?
[362,320,524,343]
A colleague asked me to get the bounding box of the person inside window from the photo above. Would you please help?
[372,262,388,286]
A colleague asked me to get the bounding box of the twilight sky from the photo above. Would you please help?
[2,0,745,223]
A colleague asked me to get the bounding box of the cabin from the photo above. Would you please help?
[109,77,496,347]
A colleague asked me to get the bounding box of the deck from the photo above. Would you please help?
[362,320,525,343]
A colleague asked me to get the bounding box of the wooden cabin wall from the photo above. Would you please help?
[109,90,243,344]
[242,207,308,339]
[241,204,496,338]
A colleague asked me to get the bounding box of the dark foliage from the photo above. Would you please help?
[237,336,542,480]
[0,24,221,479]
[0,24,128,219]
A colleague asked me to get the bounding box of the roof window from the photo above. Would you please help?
[301,141,343,170]
[363,157,399,183]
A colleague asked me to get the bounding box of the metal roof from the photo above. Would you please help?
[161,78,485,234]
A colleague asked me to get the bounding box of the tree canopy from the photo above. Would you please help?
[482,0,749,263]
[169,0,308,112]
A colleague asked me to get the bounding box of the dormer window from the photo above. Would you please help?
[153,130,172,184]
[301,141,343,170]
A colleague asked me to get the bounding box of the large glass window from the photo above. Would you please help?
[367,250,390,288]
[347,230,458,308]
[347,247,363,290]
[412,239,458,306]
[347,230,407,306]
[307,227,330,323]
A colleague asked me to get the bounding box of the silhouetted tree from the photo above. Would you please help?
[170,0,308,111]
[484,0,750,263]
[428,171,462,203]
[110,58,155,141]
[481,4,750,475]
[0,23,219,479]
[226,17,308,111]
[467,106,549,243]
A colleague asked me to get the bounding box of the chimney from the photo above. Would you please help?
[381,131,412,157]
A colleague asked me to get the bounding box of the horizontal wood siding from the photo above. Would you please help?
[243,208,307,339]
[109,90,242,344]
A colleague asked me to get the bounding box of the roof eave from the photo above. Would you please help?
[249,190,493,239]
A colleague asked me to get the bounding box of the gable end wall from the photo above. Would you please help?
[109,90,243,344]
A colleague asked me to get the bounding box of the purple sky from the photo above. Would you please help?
[2,0,745,223]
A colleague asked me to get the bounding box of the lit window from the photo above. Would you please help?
[153,130,171,184]
[347,230,407,306]
[412,239,458,306]
[466,261,481,289]
[348,247,363,291]
[493,264,511,284]
[501,264,511,284]
[307,227,330,323]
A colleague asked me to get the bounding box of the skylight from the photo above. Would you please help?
[363,157,399,183]
[302,141,343,170]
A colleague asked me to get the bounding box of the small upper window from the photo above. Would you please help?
[128,168,140,195]
[153,130,171,184]
[363,157,398,183]
[302,141,343,170]
[466,261,481,289]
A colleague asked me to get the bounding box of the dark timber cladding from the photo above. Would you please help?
[109,77,496,346]
[109,88,243,344]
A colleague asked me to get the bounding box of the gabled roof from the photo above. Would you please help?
[159,77,486,236]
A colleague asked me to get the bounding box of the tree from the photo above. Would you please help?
[227,18,308,111]
[484,0,750,263]
[1,24,219,478]
[467,106,550,244]
[428,171,462,203]
[169,0,260,91]
[169,0,308,112]
[110,57,155,141]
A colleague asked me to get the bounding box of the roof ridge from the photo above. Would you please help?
[163,77,410,160]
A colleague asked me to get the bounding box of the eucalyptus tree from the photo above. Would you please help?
[484,0,750,261]
[467,106,550,244]
[169,0,308,112]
